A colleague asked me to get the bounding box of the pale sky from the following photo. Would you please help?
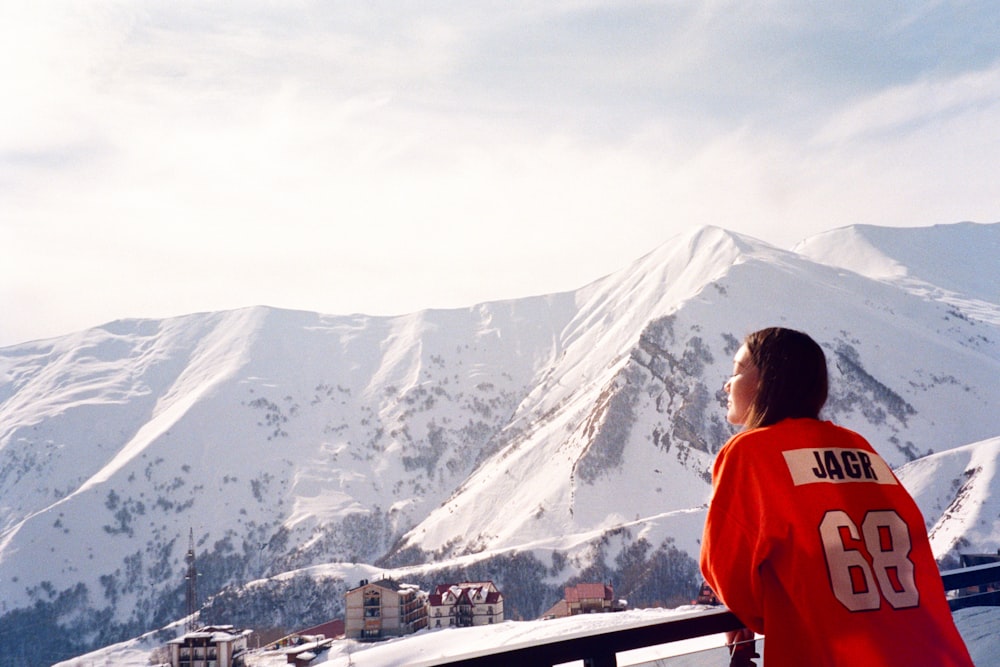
[3,1,1000,347]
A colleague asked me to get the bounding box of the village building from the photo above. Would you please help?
[294,618,345,640]
[344,578,428,640]
[428,581,504,628]
[541,582,626,619]
[167,625,252,667]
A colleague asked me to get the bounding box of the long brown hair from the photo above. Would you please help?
[742,327,828,430]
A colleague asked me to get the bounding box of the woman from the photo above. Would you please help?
[700,327,973,666]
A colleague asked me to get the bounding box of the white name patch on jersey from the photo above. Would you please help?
[782,448,898,486]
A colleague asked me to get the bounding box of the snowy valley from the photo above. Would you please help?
[1,222,998,666]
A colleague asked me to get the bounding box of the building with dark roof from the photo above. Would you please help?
[167,625,252,667]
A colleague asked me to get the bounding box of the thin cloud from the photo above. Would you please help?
[814,65,1000,144]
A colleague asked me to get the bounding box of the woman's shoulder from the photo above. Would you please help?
[724,418,872,450]
[812,419,875,448]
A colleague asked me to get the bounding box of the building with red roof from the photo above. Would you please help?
[541,582,626,619]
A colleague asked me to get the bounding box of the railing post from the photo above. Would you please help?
[583,652,617,667]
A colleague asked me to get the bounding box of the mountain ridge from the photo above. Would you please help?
[795,220,1000,314]
[1,222,998,665]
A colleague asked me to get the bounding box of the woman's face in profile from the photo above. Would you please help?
[725,344,759,425]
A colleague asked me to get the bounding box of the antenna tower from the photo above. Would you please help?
[185,527,198,632]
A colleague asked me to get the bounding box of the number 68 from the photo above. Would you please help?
[819,509,920,612]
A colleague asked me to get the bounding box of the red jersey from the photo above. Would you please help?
[700,419,973,666]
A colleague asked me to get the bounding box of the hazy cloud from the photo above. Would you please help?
[2,1,999,345]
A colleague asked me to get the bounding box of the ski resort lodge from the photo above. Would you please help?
[428,581,505,628]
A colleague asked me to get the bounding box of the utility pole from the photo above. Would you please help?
[185,528,198,632]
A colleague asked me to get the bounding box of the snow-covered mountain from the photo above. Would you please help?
[2,222,998,665]
[897,435,1000,562]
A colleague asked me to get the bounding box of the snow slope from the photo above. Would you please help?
[795,221,1000,323]
[897,436,1000,559]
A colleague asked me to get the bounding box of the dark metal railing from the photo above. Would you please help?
[946,560,1000,611]
[424,562,1000,667]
